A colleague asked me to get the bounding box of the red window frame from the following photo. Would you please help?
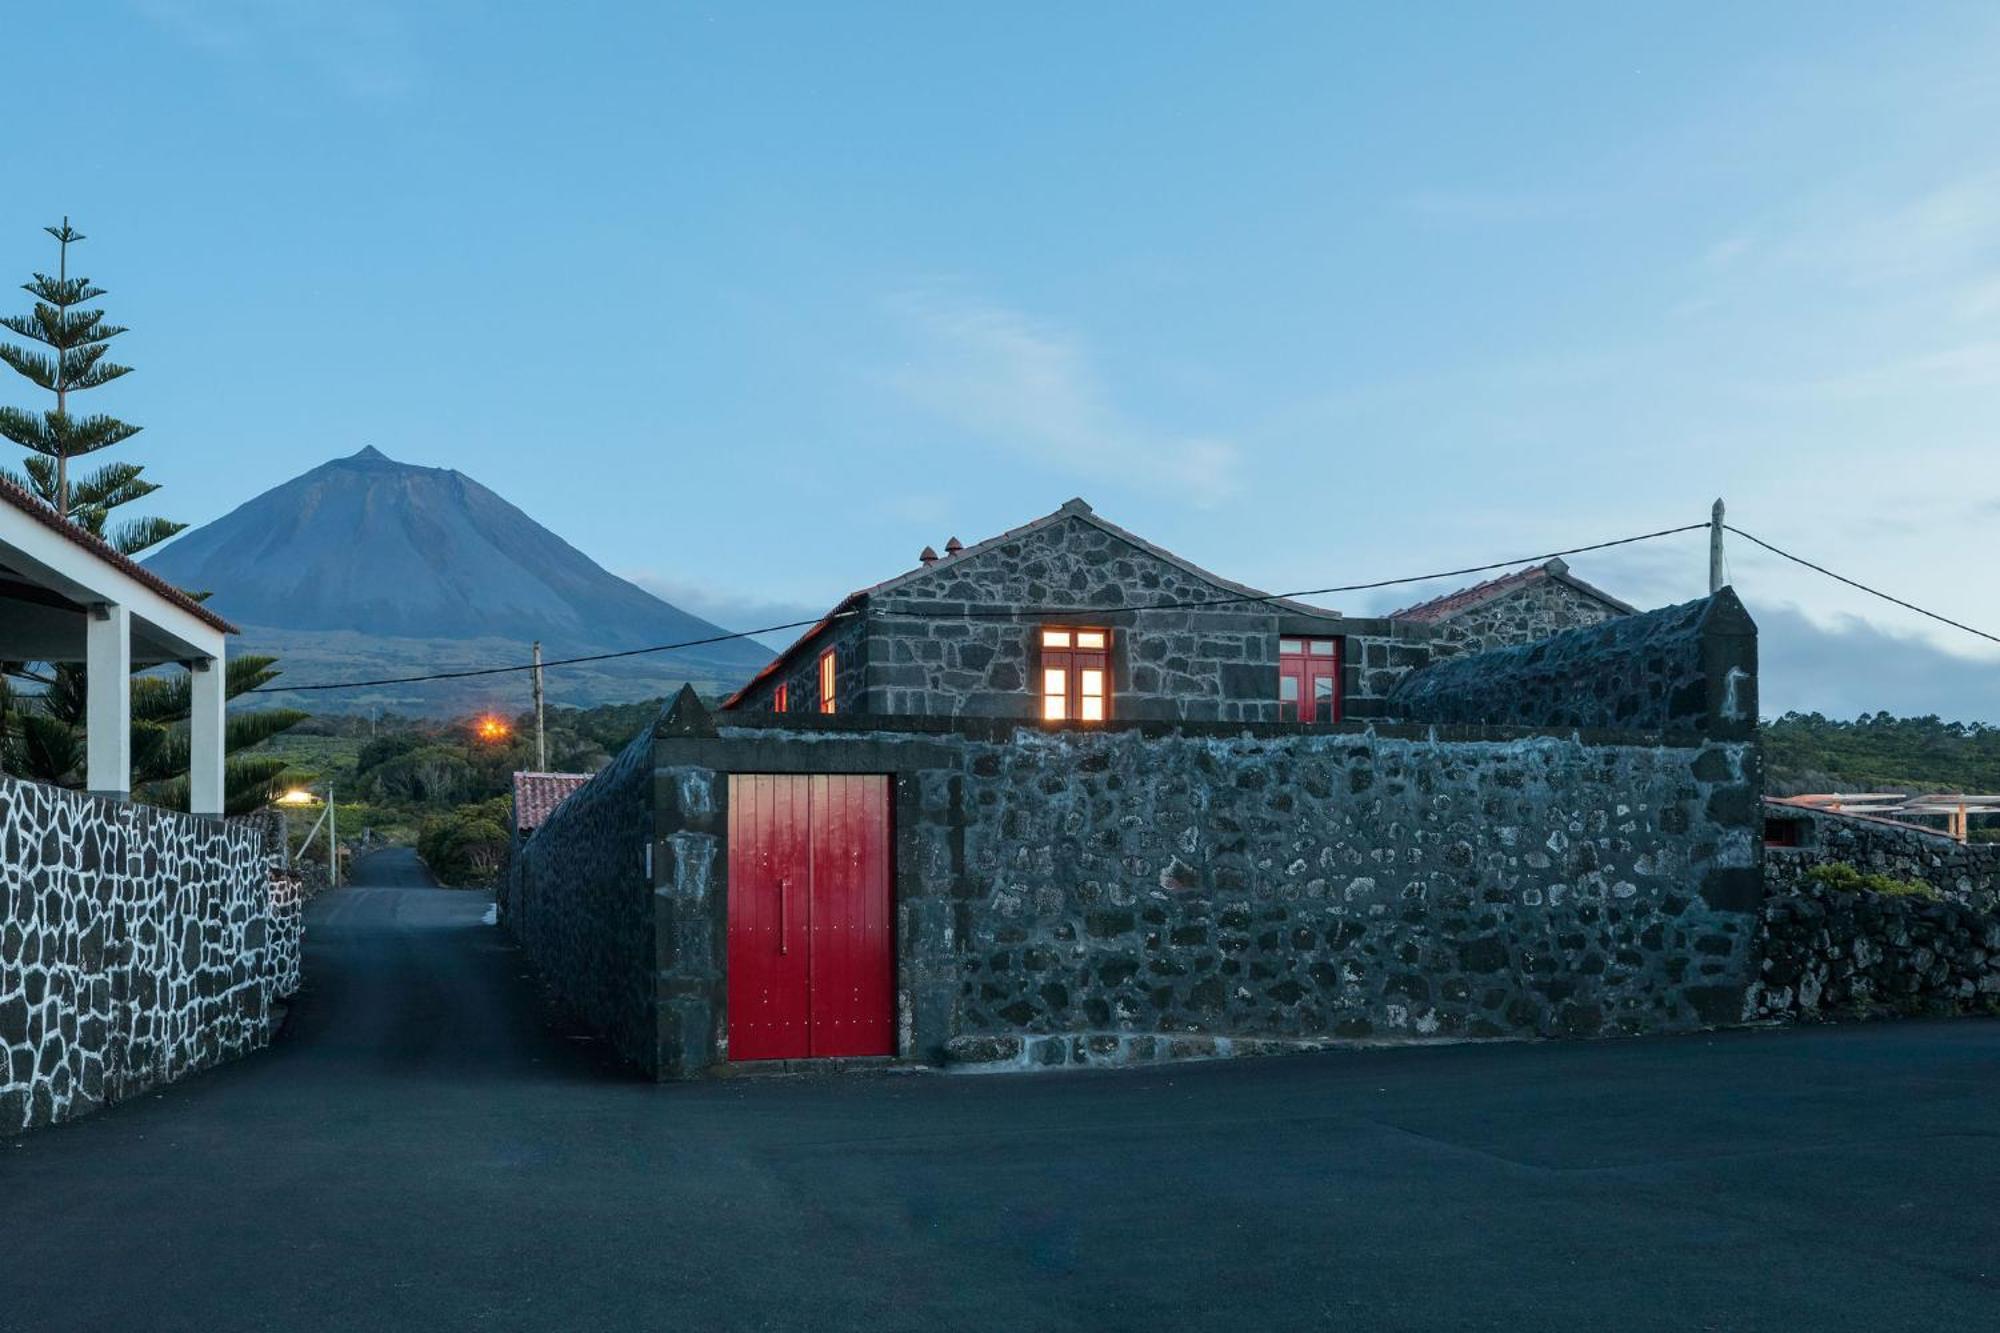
[773,682,788,714]
[818,649,837,714]
[1279,636,1340,723]
[1038,626,1110,723]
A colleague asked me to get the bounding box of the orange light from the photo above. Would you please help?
[474,715,512,743]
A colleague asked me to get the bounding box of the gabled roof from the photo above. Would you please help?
[720,498,1343,708]
[511,771,590,833]
[0,473,238,634]
[1389,558,1635,624]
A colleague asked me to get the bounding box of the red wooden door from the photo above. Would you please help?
[726,775,812,1060]
[727,774,893,1061]
[807,776,896,1056]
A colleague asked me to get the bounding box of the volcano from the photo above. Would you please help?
[143,447,771,714]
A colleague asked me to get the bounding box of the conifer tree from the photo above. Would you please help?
[0,218,182,554]
[0,220,303,810]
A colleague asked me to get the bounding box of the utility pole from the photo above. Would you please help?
[532,640,547,770]
[1709,498,1727,594]
[328,784,338,889]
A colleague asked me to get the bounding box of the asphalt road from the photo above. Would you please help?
[3,860,1996,1332]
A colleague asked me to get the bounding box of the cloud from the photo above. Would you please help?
[883,294,1243,506]
[134,0,419,102]
[1751,602,2000,723]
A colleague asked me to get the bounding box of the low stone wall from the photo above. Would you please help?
[1765,805,2000,911]
[508,726,659,1074]
[1,776,294,1135]
[1746,880,2000,1021]
[632,690,1763,1077]
[937,727,1760,1062]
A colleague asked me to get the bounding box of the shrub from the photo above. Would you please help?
[417,796,513,887]
[1804,862,1938,900]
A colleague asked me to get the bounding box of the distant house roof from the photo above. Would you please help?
[1389,558,1635,624]
[722,498,1344,709]
[511,771,590,834]
[0,473,238,634]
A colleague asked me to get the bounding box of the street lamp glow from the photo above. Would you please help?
[474,715,511,743]
[275,788,319,807]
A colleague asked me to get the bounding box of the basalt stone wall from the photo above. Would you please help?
[1390,590,1757,736]
[1764,806,2000,912]
[641,703,1761,1077]
[1745,880,2000,1021]
[1423,578,1629,660]
[939,727,1761,1060]
[509,725,659,1074]
[1,777,291,1135]
[734,612,869,717]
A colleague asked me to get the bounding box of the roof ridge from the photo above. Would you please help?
[0,473,239,635]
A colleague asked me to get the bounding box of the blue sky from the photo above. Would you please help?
[9,2,2000,717]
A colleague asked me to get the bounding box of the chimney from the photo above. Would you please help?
[919,545,939,566]
[944,536,964,557]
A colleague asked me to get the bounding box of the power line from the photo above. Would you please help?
[1724,524,2000,648]
[246,618,846,693]
[248,521,1710,694]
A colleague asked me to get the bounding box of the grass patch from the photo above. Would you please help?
[1805,862,1939,900]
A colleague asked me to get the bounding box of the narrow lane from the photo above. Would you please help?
[1,860,1995,1332]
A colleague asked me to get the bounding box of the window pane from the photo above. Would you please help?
[1310,640,1336,656]
[1044,668,1066,696]
[1080,696,1103,721]
[1280,675,1300,701]
[1075,630,1106,649]
[1042,629,1072,648]
[1080,668,1103,697]
[1044,695,1066,720]
[1314,676,1333,699]
[1279,638,1303,655]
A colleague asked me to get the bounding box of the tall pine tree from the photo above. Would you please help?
[0,218,181,554]
[0,220,305,811]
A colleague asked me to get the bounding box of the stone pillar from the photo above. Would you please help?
[85,602,131,800]
[190,652,227,816]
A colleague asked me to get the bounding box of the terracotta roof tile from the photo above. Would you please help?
[1389,558,1636,624]
[511,771,591,833]
[0,473,237,634]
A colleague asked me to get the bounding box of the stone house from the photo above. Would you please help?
[1390,557,1634,659]
[722,498,1433,725]
[510,492,1766,1079]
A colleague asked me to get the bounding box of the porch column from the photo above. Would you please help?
[189,651,226,816]
[85,602,131,800]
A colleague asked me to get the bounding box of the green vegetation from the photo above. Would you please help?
[1803,863,1939,900]
[1765,712,2000,793]
[264,696,669,883]
[417,797,513,888]
[1765,712,2000,843]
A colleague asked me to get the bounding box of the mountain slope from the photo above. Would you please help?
[144,447,772,714]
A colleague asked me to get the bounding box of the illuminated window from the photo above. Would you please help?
[1039,626,1110,723]
[773,682,788,714]
[1278,637,1340,723]
[818,650,837,714]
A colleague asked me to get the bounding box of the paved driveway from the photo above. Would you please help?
[2,869,1995,1332]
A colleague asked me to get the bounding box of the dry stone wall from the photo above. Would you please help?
[1747,880,2000,1021]
[1764,806,2000,911]
[1,776,292,1135]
